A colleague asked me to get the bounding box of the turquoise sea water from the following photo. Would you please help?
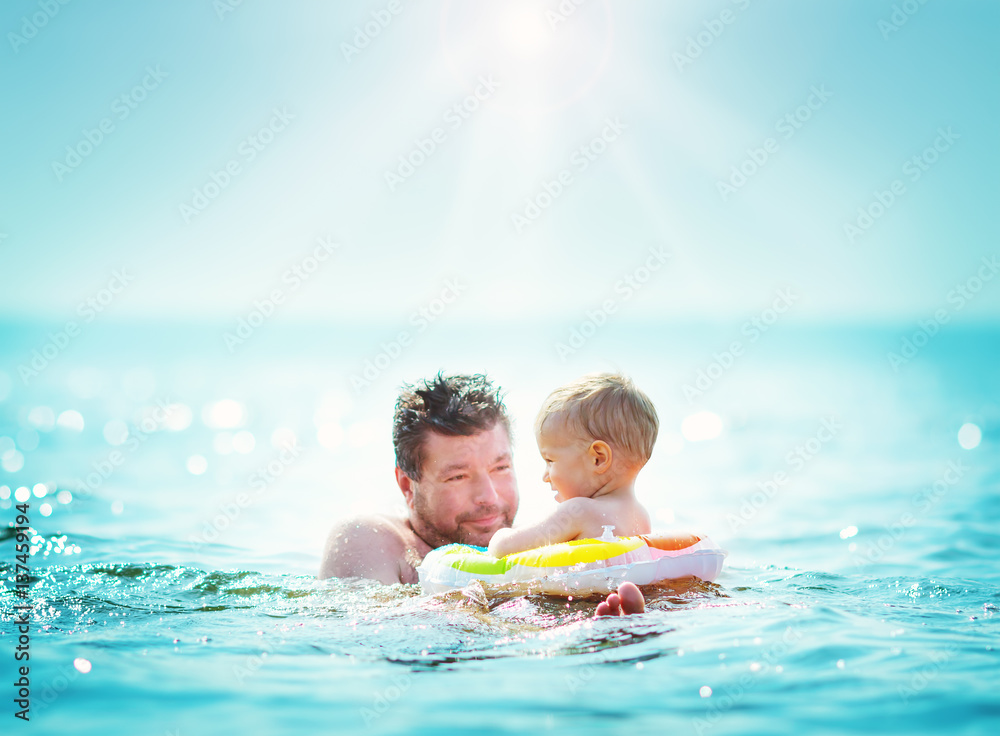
[1,322,998,735]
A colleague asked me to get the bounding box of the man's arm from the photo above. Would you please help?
[487,498,590,558]
[318,516,409,583]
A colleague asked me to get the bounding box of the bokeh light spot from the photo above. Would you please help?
[16,429,40,452]
[232,430,256,454]
[2,450,25,473]
[202,399,247,429]
[681,411,723,442]
[103,420,130,446]
[27,406,56,431]
[186,455,208,475]
[957,423,981,450]
[57,410,86,432]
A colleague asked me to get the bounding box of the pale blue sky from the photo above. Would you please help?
[2,0,998,326]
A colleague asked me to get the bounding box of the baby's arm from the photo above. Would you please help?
[488,498,590,558]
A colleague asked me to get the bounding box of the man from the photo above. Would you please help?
[319,372,517,584]
[318,372,644,615]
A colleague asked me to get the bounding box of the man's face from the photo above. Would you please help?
[401,423,518,549]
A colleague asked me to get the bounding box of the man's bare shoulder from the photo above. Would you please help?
[318,514,413,583]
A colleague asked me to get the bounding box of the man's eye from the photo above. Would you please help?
[446,474,466,482]
[494,464,511,472]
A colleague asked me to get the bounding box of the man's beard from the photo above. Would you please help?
[411,493,512,548]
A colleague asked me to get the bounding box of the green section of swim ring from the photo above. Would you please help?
[441,545,511,575]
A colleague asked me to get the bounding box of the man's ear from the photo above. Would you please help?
[396,467,416,509]
[588,441,613,474]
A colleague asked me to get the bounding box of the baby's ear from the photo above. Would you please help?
[588,440,613,472]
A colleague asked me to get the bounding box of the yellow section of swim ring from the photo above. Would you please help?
[506,536,645,568]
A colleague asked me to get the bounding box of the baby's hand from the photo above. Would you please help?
[487,528,513,559]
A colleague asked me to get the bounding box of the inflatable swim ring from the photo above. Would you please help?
[417,529,726,596]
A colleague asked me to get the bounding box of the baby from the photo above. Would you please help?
[488,372,657,559]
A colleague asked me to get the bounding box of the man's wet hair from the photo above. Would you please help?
[393,372,511,481]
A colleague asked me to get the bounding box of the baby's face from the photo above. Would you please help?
[536,417,597,502]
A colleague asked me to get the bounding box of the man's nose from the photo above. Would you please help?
[471,474,500,505]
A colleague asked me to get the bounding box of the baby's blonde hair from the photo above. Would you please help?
[535,372,659,467]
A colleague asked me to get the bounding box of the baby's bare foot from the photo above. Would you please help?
[595,582,645,616]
